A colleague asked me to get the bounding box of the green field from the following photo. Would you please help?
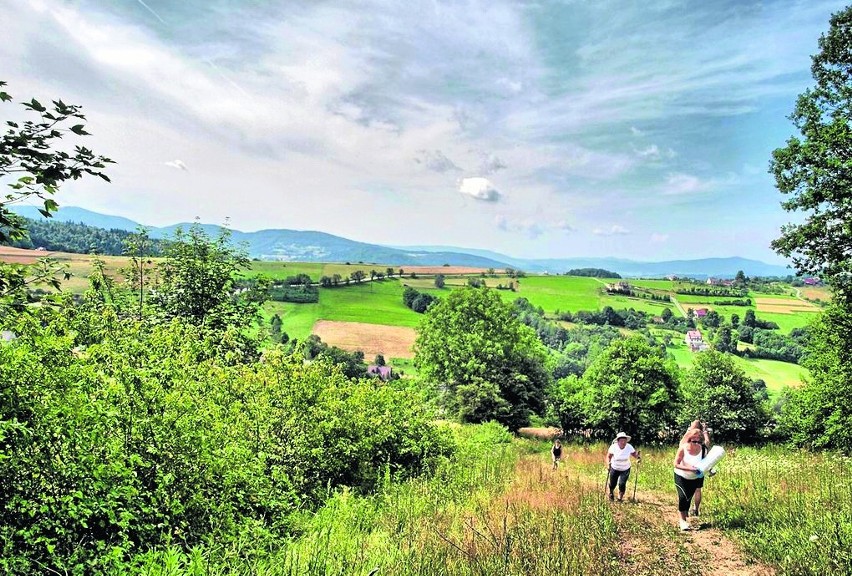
[20,252,819,390]
[263,278,421,340]
[665,336,807,393]
[629,279,676,290]
[492,275,679,315]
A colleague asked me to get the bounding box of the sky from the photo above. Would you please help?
[1,0,846,263]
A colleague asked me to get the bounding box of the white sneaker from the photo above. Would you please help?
[679,519,691,531]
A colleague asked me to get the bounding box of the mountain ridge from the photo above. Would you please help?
[10,206,792,278]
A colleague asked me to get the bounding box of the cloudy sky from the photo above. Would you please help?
[1,0,845,263]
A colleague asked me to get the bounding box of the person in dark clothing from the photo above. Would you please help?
[551,439,563,470]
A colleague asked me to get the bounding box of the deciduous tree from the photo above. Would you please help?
[413,287,549,429]
[681,351,764,443]
[0,81,113,242]
[770,6,852,301]
[575,335,680,442]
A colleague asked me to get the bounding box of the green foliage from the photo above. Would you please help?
[6,217,164,255]
[712,324,735,353]
[770,6,852,301]
[0,257,67,317]
[566,267,621,278]
[0,314,449,574]
[0,81,112,238]
[781,304,852,450]
[267,283,319,303]
[637,445,852,576]
[402,285,438,313]
[557,335,680,442]
[150,224,267,329]
[0,81,111,314]
[680,351,765,443]
[0,80,113,243]
[414,287,550,430]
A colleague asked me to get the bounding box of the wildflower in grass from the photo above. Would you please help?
[809,535,819,542]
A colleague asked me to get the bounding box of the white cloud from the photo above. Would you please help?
[650,232,669,243]
[164,159,188,171]
[633,143,677,161]
[593,224,631,236]
[495,215,543,238]
[636,144,660,158]
[459,177,501,202]
[630,126,644,136]
[495,214,574,238]
[479,153,508,174]
[662,173,710,195]
[415,150,461,173]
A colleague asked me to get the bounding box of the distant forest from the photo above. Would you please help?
[566,267,621,278]
[4,217,164,256]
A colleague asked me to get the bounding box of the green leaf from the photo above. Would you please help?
[70,124,89,136]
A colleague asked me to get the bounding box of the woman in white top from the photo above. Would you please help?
[673,427,706,530]
[687,420,712,516]
[605,432,640,501]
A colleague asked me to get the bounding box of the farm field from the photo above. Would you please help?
[493,275,680,315]
[665,336,807,394]
[0,249,823,391]
[312,320,416,358]
[627,278,675,290]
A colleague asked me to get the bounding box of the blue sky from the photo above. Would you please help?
[1,0,845,263]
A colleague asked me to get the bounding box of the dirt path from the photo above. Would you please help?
[623,489,775,576]
[513,446,775,576]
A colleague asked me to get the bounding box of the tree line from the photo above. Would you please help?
[3,217,166,256]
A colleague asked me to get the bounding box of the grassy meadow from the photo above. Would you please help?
[129,426,852,576]
[634,444,852,576]
[664,334,808,394]
[4,248,819,387]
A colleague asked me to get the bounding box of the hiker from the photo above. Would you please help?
[673,427,706,530]
[688,420,713,516]
[605,432,640,501]
[551,439,563,470]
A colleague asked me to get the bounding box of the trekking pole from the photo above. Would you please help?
[631,450,640,503]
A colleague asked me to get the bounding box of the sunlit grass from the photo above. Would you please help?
[626,444,852,576]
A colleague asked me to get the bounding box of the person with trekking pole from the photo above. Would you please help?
[605,432,641,502]
[631,448,641,502]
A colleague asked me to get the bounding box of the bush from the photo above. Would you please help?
[0,316,452,574]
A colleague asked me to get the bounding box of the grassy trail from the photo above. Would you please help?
[544,446,775,576]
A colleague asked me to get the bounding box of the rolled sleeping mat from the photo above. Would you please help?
[696,445,725,473]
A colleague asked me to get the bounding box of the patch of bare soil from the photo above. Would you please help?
[312,320,416,358]
[0,246,52,264]
[396,265,491,275]
[631,491,775,576]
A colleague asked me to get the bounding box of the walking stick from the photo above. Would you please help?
[631,451,640,503]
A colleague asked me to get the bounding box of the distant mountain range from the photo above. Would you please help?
[11,206,793,278]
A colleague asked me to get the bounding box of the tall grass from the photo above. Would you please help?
[131,424,620,575]
[632,444,852,575]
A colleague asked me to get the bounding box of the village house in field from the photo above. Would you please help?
[685,330,709,352]
[694,308,708,318]
[803,277,821,286]
[367,364,392,380]
[706,277,734,286]
[606,281,631,293]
